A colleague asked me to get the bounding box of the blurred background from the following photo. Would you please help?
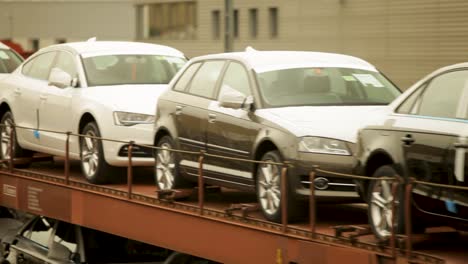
[1,0,468,89]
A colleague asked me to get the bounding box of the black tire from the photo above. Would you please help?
[367,165,424,242]
[80,122,111,184]
[256,150,299,223]
[154,136,188,189]
[0,111,33,168]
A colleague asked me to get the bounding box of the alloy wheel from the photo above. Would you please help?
[369,179,395,238]
[155,142,175,190]
[258,161,281,216]
[0,116,14,160]
[81,130,99,177]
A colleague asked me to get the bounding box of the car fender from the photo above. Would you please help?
[251,127,298,161]
[359,129,405,177]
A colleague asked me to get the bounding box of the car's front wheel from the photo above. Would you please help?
[80,122,110,184]
[368,165,412,242]
[256,150,298,223]
[0,111,32,167]
[154,136,188,190]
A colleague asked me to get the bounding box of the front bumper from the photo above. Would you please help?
[289,152,360,200]
[102,123,155,166]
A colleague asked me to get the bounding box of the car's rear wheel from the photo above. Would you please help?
[256,150,298,223]
[154,136,188,190]
[80,122,110,184]
[0,111,32,168]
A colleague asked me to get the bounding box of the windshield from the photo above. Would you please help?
[83,54,186,86]
[0,49,23,73]
[257,67,401,107]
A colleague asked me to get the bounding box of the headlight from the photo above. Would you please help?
[113,111,155,126]
[298,137,351,155]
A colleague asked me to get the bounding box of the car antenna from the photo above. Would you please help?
[87,37,97,42]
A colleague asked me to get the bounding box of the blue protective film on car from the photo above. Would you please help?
[445,200,458,214]
[33,130,40,139]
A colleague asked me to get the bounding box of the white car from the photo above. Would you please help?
[0,42,23,79]
[0,41,187,183]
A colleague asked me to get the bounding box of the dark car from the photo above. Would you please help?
[0,215,215,264]
[355,63,468,240]
[153,49,401,222]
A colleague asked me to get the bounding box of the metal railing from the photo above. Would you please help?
[1,123,465,263]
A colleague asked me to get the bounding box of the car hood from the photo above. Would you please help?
[255,105,390,143]
[84,84,169,115]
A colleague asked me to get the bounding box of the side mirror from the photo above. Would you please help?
[48,67,72,88]
[219,84,253,110]
[47,241,72,261]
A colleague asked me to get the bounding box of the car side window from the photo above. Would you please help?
[22,217,56,248]
[0,49,22,73]
[23,52,57,80]
[187,61,225,98]
[174,62,202,92]
[396,84,426,114]
[54,51,78,78]
[218,62,252,97]
[416,70,468,119]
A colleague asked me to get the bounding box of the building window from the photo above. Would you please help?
[212,10,221,39]
[233,9,239,38]
[249,9,258,38]
[30,39,39,51]
[269,7,278,38]
[141,1,196,39]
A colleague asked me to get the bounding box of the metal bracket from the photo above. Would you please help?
[225,203,260,218]
[333,225,373,243]
[155,189,193,202]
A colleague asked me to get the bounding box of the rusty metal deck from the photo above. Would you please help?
[2,158,465,264]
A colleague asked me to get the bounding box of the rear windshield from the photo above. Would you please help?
[257,67,401,107]
[0,49,23,73]
[83,54,186,86]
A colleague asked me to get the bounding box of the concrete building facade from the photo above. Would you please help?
[0,0,135,50]
[2,0,468,88]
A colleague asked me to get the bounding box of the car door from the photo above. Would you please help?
[206,61,260,189]
[171,60,226,177]
[38,50,78,155]
[395,69,468,218]
[9,51,57,148]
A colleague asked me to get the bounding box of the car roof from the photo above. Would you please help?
[193,48,377,72]
[40,41,185,58]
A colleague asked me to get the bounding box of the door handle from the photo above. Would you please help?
[39,94,48,101]
[401,134,415,145]
[175,105,183,116]
[14,88,21,96]
[208,113,216,123]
